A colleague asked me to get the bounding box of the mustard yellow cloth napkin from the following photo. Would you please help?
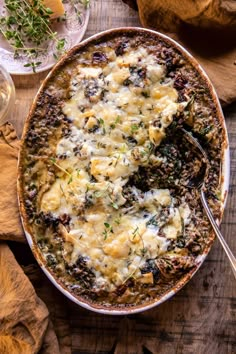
[123,0,236,105]
[0,242,60,354]
[0,123,24,242]
[0,123,71,354]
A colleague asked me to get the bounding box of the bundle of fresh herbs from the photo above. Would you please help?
[0,0,89,72]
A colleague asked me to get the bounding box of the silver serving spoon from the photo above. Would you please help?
[181,128,236,279]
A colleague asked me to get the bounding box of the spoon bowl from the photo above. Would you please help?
[180,127,236,279]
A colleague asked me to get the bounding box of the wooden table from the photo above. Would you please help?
[9,1,236,353]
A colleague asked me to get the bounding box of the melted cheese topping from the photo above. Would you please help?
[40,46,190,291]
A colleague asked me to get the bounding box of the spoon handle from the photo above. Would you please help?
[200,190,236,279]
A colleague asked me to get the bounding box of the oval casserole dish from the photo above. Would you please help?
[18,28,230,315]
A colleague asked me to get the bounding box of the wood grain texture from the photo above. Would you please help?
[8,1,236,353]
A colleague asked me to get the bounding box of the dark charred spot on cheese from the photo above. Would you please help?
[123,66,147,87]
[92,51,108,64]
[84,78,104,103]
[41,212,60,229]
[66,256,95,289]
[141,259,160,282]
[27,186,37,200]
[73,144,83,156]
[115,40,129,56]
[115,283,129,296]
[174,73,188,90]
[47,254,57,267]
[24,199,35,221]
[127,136,138,145]
[59,213,71,226]
[157,256,195,278]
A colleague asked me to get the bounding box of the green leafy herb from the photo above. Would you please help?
[98,118,106,134]
[54,38,66,59]
[103,222,114,240]
[114,215,121,225]
[132,226,140,239]
[110,116,121,130]
[96,141,107,149]
[50,157,56,163]
[59,184,66,198]
[131,124,139,134]
[146,214,158,227]
[93,190,104,198]
[67,174,73,185]
[140,247,148,257]
[0,0,67,72]
[110,202,119,210]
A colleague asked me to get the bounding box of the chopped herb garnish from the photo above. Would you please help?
[50,157,73,183]
[146,214,158,227]
[98,118,106,134]
[111,202,119,210]
[122,268,137,284]
[114,215,121,225]
[110,116,121,129]
[97,141,107,149]
[67,174,73,185]
[115,116,121,124]
[59,184,66,199]
[103,222,114,240]
[132,226,140,239]
[119,144,127,153]
[50,157,56,164]
[131,124,139,134]
[140,247,148,257]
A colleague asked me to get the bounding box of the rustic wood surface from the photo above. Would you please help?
[9,1,236,353]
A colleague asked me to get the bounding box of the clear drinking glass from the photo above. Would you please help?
[0,65,15,125]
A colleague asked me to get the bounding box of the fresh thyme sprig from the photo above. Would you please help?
[50,157,73,184]
[0,0,66,72]
[103,222,114,240]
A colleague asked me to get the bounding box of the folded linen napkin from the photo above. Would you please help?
[0,123,24,242]
[123,0,236,105]
[0,123,71,354]
[0,242,60,354]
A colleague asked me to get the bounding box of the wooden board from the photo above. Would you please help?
[9,1,236,353]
